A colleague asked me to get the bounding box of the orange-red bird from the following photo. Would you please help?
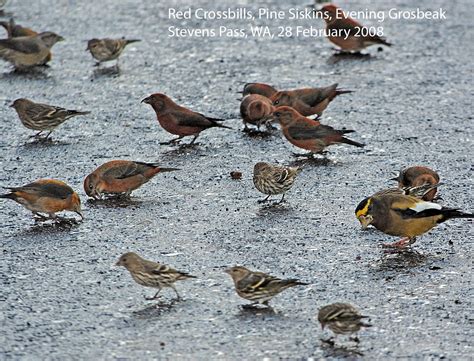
[84,160,179,199]
[142,93,231,145]
[391,166,440,201]
[240,94,275,131]
[319,4,391,52]
[0,179,82,220]
[240,83,278,98]
[270,83,352,117]
[272,106,364,155]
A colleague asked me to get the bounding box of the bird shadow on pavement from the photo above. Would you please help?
[255,201,293,216]
[22,138,71,147]
[86,197,143,209]
[318,339,364,358]
[235,304,280,319]
[92,65,120,78]
[289,156,333,168]
[12,217,81,236]
[327,52,373,65]
[370,249,430,279]
[132,299,180,319]
[0,67,51,80]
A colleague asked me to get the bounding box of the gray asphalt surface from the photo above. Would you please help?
[1,0,473,359]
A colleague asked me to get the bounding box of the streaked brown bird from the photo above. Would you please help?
[240,94,275,131]
[240,82,278,98]
[318,303,371,341]
[116,252,196,300]
[253,162,300,203]
[142,93,231,145]
[11,98,90,139]
[271,106,364,156]
[84,160,178,199]
[0,179,82,220]
[0,31,63,69]
[86,37,140,65]
[391,166,440,201]
[318,4,391,53]
[270,84,352,117]
[225,266,308,307]
[355,192,474,248]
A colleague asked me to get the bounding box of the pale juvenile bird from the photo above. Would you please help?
[225,266,308,307]
[11,98,90,139]
[391,166,440,201]
[318,303,371,341]
[0,179,83,220]
[0,31,63,69]
[253,162,300,203]
[240,94,275,131]
[86,38,140,65]
[116,252,196,300]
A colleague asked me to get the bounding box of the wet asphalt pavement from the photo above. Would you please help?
[0,0,473,359]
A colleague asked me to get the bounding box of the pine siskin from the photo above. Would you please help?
[86,38,140,65]
[318,303,371,341]
[253,162,300,203]
[116,252,196,300]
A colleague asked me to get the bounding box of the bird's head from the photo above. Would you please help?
[86,38,100,51]
[39,32,64,47]
[83,173,100,199]
[355,197,374,229]
[115,252,141,268]
[141,93,171,112]
[270,91,292,107]
[253,162,270,175]
[271,106,300,127]
[70,192,83,220]
[224,266,250,282]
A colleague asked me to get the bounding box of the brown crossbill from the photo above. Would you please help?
[240,82,278,98]
[391,166,440,201]
[240,94,275,131]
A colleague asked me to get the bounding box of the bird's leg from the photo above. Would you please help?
[382,237,414,248]
[189,134,200,145]
[160,136,183,145]
[43,131,53,140]
[94,62,101,67]
[258,195,271,203]
[242,123,251,133]
[350,335,360,343]
[278,194,286,203]
[145,288,162,300]
[30,131,43,138]
[33,212,48,221]
[170,285,181,300]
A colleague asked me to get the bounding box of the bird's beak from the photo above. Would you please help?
[58,36,65,42]
[141,97,150,104]
[261,114,275,124]
[236,91,243,94]
[358,215,373,229]
[76,211,84,220]
[159,167,180,173]
[389,176,398,181]
[115,261,121,266]
[321,323,325,330]
[9,103,14,108]
[224,268,231,274]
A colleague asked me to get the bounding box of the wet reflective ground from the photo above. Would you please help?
[0,0,473,359]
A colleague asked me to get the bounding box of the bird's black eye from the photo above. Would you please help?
[275,112,281,116]
[274,100,279,105]
[122,258,127,262]
[88,184,93,190]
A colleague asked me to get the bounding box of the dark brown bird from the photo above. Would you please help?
[0,31,63,69]
[0,179,83,220]
[318,303,371,340]
[142,93,231,145]
[11,98,90,139]
[253,162,300,203]
[271,106,364,156]
[240,94,275,131]
[391,166,440,201]
[270,84,352,117]
[86,38,140,65]
[318,4,391,53]
[116,252,196,300]
[84,160,179,199]
[225,266,308,307]
[240,82,278,98]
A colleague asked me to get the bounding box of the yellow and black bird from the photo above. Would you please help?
[355,193,473,248]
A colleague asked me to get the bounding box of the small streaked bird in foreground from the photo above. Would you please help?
[318,303,371,342]
[240,94,275,132]
[11,98,90,139]
[86,37,140,65]
[0,179,83,221]
[355,192,474,248]
[84,160,179,199]
[239,82,278,98]
[253,162,300,203]
[391,166,440,201]
[225,266,308,307]
[142,93,231,145]
[116,252,196,300]
[0,31,63,69]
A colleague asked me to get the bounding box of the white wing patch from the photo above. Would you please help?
[410,201,442,213]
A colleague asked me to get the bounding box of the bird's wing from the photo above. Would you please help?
[103,39,124,54]
[23,102,71,122]
[238,272,278,292]
[293,85,337,106]
[287,123,341,140]
[0,36,41,54]
[102,162,146,180]
[169,110,216,128]
[391,197,444,219]
[270,167,292,184]
[8,181,73,199]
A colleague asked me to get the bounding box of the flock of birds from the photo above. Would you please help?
[1,1,473,345]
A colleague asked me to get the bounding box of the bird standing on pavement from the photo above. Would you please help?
[391,166,440,201]
[253,162,300,203]
[240,94,275,131]
[86,37,140,65]
[318,303,371,342]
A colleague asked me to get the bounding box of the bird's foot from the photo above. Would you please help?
[382,237,415,249]
[321,337,335,346]
[349,336,360,343]
[145,295,161,301]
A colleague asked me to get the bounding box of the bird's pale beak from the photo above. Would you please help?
[115,260,121,266]
[358,215,373,229]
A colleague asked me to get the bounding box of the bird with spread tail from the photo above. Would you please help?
[240,94,275,131]
[270,106,364,156]
[0,31,63,69]
[355,192,474,248]
[84,160,179,199]
[318,303,371,342]
[142,93,231,145]
[0,179,83,220]
[11,98,90,139]
[391,166,440,201]
[253,162,300,203]
[86,37,140,65]
[270,83,352,117]
[116,252,196,300]
[317,4,391,53]
[225,266,308,307]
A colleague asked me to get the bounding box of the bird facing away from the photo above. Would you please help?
[253,162,300,203]
[142,93,231,145]
[0,31,63,69]
[225,266,308,306]
[318,303,371,340]
[240,94,275,131]
[86,38,140,65]
[271,106,364,156]
[391,166,440,201]
[116,252,196,300]
[355,193,474,248]
[318,4,391,52]
[240,82,278,98]
[84,160,179,199]
[11,98,90,139]
[270,84,352,117]
[0,179,82,220]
